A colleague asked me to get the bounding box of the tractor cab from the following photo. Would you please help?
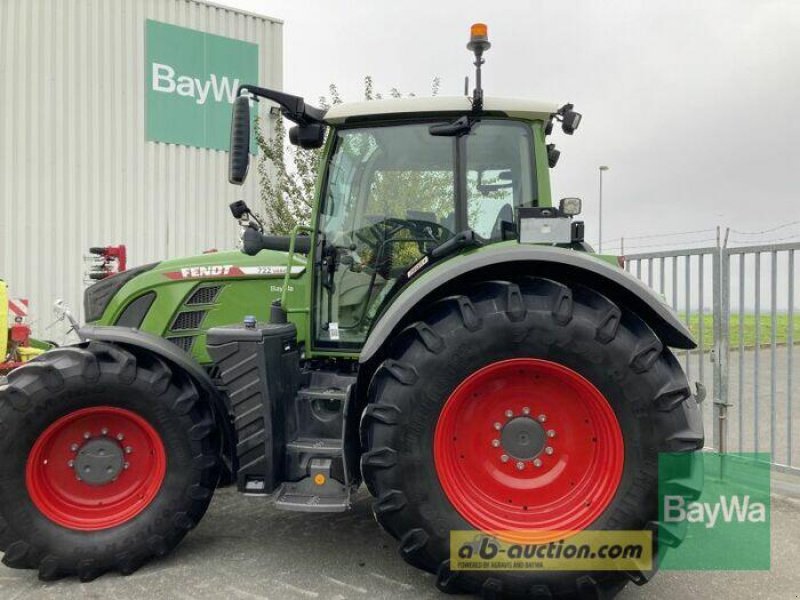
[313,99,552,348]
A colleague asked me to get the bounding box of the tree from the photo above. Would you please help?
[254,76,441,235]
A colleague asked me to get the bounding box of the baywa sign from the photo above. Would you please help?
[145,20,258,152]
[658,452,771,571]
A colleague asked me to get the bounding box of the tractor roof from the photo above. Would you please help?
[323,96,560,124]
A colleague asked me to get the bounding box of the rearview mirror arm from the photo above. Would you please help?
[236,84,326,126]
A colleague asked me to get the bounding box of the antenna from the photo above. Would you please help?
[467,23,491,112]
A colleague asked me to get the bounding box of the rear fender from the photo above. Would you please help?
[359,244,696,366]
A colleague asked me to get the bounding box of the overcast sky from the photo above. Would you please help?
[218,0,799,252]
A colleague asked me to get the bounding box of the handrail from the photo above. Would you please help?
[281,225,313,310]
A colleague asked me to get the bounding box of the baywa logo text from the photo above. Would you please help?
[151,63,240,105]
[663,494,766,529]
[450,531,652,572]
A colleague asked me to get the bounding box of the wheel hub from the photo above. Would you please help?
[73,438,125,485]
[499,416,545,460]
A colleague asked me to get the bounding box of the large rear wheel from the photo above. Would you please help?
[361,278,703,598]
[0,342,220,580]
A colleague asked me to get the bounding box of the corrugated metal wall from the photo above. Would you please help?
[0,0,282,341]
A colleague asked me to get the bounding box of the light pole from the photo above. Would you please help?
[598,165,609,253]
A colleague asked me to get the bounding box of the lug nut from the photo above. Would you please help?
[533,458,543,468]
[493,422,502,431]
[83,432,91,440]
[491,439,500,448]
[522,407,531,415]
[537,414,547,423]
[123,462,130,470]
[500,454,509,463]
[70,443,79,452]
[116,433,125,441]
[516,461,525,471]
[504,410,513,418]
[545,446,554,455]
[125,446,133,454]
[101,427,109,436]
[547,429,556,438]
[67,459,74,468]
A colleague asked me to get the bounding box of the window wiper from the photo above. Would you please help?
[429,116,473,137]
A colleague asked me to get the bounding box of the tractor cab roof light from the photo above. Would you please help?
[467,23,491,112]
[468,23,490,49]
[555,103,582,135]
[559,197,582,216]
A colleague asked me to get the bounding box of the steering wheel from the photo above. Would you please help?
[354,217,452,277]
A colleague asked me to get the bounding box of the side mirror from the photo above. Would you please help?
[288,123,326,149]
[228,95,251,185]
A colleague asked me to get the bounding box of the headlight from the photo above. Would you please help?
[83,263,158,323]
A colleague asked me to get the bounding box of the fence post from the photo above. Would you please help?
[712,228,731,460]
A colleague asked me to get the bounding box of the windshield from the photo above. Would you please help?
[315,119,535,348]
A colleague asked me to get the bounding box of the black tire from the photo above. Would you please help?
[361,278,704,599]
[0,341,221,581]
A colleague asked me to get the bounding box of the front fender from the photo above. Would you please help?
[79,325,236,477]
[359,244,695,364]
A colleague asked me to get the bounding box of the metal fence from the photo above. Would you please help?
[625,237,799,474]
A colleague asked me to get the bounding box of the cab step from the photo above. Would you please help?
[275,370,357,512]
[286,437,342,453]
[296,387,349,402]
[273,457,350,512]
[273,488,349,512]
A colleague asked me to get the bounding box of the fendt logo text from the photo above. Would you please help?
[663,494,766,529]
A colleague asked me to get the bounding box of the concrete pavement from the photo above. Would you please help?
[1,487,799,600]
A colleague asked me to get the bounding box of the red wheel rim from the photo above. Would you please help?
[434,359,624,543]
[26,406,167,531]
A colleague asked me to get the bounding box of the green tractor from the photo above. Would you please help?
[0,25,702,598]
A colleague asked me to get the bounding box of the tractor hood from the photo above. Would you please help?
[83,248,308,365]
[85,249,306,323]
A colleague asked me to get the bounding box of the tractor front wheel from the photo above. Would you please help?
[0,342,220,580]
[361,278,703,598]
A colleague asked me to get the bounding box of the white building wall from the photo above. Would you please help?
[0,0,282,340]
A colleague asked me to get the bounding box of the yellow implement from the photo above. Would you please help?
[1,279,48,373]
[18,346,45,362]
